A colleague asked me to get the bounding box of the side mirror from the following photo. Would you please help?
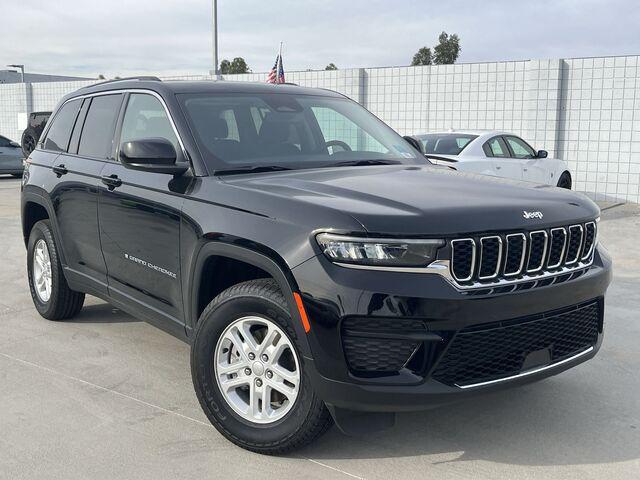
[119,138,188,175]
[403,135,424,154]
[10,141,20,148]
[537,150,548,159]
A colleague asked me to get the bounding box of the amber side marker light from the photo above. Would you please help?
[293,292,311,333]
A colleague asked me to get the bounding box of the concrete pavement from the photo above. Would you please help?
[0,175,638,479]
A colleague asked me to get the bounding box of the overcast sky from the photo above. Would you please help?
[2,0,639,79]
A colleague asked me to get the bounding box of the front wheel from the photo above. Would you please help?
[27,220,85,320]
[190,279,332,454]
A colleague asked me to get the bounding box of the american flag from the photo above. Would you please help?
[266,53,285,84]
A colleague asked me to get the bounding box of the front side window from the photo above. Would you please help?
[78,94,123,159]
[42,99,81,152]
[178,92,423,172]
[120,94,180,153]
[505,136,535,159]
[417,134,477,155]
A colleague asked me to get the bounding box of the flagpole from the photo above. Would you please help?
[278,41,283,73]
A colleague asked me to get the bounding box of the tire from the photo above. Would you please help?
[21,128,37,158]
[191,279,332,454]
[27,220,85,320]
[557,171,572,189]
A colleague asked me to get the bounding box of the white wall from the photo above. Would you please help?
[1,55,638,203]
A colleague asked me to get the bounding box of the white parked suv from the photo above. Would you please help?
[410,131,572,188]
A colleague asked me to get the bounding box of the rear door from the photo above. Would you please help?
[482,136,523,180]
[98,92,187,335]
[45,96,116,294]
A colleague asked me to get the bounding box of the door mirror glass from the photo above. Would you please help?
[120,138,187,175]
[537,150,548,159]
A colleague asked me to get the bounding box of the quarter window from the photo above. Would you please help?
[42,99,81,152]
[78,94,123,159]
[505,136,536,159]
[120,94,179,153]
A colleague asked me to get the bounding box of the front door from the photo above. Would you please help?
[98,92,187,335]
[504,136,547,184]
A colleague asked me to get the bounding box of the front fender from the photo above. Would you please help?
[185,240,314,358]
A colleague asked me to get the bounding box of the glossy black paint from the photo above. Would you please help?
[21,79,612,412]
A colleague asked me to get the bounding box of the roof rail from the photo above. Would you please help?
[84,76,162,89]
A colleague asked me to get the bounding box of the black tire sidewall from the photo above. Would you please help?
[27,221,64,318]
[21,129,37,158]
[191,291,316,448]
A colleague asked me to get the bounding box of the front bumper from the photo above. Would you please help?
[292,246,612,412]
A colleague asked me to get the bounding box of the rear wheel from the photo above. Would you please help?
[27,220,85,320]
[191,279,332,454]
[557,171,572,189]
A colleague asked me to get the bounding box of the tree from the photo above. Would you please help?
[97,74,106,80]
[325,63,338,70]
[219,57,250,74]
[411,47,432,66]
[433,32,461,65]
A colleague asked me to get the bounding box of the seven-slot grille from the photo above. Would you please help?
[450,221,597,287]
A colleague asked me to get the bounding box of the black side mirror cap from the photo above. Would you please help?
[120,138,188,175]
[403,135,424,154]
[537,150,548,159]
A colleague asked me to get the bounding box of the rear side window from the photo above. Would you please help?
[78,94,123,159]
[42,100,81,152]
[483,137,509,158]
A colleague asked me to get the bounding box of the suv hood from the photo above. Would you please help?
[222,165,599,236]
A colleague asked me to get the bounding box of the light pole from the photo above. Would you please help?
[7,64,25,82]
[212,0,219,76]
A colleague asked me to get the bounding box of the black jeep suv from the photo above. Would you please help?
[21,78,612,454]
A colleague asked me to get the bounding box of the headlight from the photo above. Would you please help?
[316,233,444,268]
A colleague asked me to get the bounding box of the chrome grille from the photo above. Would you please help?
[448,220,597,290]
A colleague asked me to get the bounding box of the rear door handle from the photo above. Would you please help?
[101,174,122,190]
[52,164,68,177]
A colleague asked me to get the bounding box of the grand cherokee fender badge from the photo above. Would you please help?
[523,210,544,219]
[124,253,177,279]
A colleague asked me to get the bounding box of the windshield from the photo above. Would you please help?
[177,92,424,172]
[417,133,478,155]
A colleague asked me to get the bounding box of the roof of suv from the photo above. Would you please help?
[73,78,345,100]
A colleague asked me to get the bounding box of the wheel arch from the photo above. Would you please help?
[187,241,312,357]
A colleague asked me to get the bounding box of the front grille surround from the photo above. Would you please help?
[478,236,503,280]
[526,230,548,273]
[547,227,568,269]
[447,220,597,290]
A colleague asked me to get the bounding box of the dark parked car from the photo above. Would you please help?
[21,111,51,158]
[0,134,24,176]
[21,78,611,454]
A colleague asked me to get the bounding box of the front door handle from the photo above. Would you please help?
[495,165,502,170]
[101,174,122,190]
[52,164,68,177]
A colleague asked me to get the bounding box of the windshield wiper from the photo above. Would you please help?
[215,165,293,176]
[329,159,402,168]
